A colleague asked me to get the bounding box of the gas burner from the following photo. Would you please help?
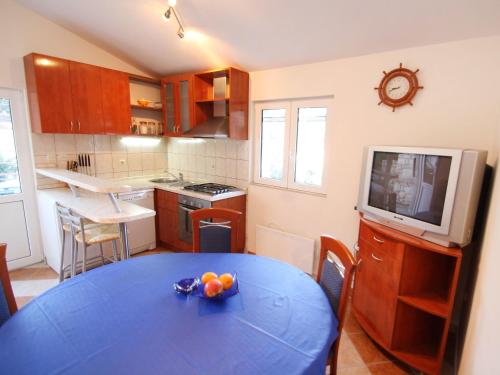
[183,183,236,195]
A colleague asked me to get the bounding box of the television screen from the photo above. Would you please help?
[368,152,452,226]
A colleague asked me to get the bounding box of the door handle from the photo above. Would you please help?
[179,206,195,213]
[372,235,385,244]
[371,253,383,262]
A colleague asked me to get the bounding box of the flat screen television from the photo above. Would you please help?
[357,146,487,247]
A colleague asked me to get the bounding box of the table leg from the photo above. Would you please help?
[119,222,130,260]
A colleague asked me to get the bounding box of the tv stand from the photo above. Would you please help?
[352,216,462,375]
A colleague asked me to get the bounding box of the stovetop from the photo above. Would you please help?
[183,183,236,196]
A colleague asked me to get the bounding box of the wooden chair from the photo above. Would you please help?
[316,235,356,375]
[189,208,242,253]
[0,244,17,327]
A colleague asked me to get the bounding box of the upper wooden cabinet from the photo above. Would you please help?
[162,67,249,140]
[161,73,195,137]
[24,54,74,133]
[24,53,133,135]
[69,61,104,134]
[100,68,132,134]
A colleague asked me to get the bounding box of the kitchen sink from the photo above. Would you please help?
[150,177,178,184]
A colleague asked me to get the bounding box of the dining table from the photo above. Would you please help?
[0,253,338,375]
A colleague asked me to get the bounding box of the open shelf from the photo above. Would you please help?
[399,245,458,306]
[398,294,448,318]
[131,104,162,112]
[195,97,229,103]
[392,301,445,372]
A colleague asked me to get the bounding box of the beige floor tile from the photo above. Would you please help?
[15,296,33,308]
[366,361,412,374]
[337,333,366,369]
[348,332,391,365]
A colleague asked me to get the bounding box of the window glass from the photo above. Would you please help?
[294,107,327,186]
[0,98,21,196]
[260,108,286,180]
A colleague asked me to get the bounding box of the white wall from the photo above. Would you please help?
[0,0,147,90]
[460,127,500,374]
[247,35,500,373]
[247,35,500,252]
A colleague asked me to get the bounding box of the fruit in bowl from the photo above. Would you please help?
[137,98,150,107]
[201,272,218,284]
[204,278,224,298]
[218,273,234,290]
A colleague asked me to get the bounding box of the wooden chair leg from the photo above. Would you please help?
[112,240,118,262]
[99,243,105,265]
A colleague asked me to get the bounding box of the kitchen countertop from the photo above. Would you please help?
[36,168,132,193]
[113,175,247,202]
[37,188,155,224]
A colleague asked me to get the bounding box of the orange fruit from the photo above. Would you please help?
[218,273,233,290]
[204,279,223,297]
[201,272,218,284]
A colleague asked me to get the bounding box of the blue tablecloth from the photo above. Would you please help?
[0,253,337,375]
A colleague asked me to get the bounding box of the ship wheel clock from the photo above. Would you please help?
[375,63,423,112]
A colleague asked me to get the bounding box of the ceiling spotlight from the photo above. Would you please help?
[168,0,177,6]
[177,28,185,39]
[163,8,171,21]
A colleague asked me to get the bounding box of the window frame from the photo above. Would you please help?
[254,97,332,194]
[253,101,291,188]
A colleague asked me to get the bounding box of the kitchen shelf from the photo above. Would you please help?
[131,104,162,112]
[195,97,230,103]
[398,295,449,318]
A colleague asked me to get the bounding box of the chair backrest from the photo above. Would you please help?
[316,235,356,375]
[0,243,17,327]
[189,208,241,253]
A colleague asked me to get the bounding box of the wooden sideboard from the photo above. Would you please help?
[352,217,462,375]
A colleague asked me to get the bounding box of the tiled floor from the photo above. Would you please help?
[9,250,412,374]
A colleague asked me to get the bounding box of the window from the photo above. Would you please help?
[254,98,331,193]
[0,98,21,196]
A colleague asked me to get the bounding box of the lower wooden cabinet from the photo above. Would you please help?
[352,217,462,375]
[155,189,246,253]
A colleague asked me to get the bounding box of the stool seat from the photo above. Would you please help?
[62,221,99,232]
[75,224,120,245]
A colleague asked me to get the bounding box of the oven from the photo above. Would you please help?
[178,195,211,244]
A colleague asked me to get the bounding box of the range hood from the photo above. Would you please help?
[184,116,229,138]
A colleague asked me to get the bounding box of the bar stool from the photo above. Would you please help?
[67,209,120,276]
[56,203,96,282]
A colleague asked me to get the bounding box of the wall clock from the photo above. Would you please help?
[374,63,423,112]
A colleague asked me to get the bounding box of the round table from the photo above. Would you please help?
[0,253,337,375]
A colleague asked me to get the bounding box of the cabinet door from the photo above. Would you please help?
[69,61,104,134]
[24,54,74,133]
[101,68,132,134]
[161,74,194,137]
[163,81,176,135]
[352,236,404,346]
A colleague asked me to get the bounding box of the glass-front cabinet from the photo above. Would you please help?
[161,74,194,137]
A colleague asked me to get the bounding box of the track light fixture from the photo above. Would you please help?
[163,1,185,40]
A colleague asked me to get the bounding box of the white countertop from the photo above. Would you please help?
[38,188,155,224]
[114,176,247,202]
[36,168,132,193]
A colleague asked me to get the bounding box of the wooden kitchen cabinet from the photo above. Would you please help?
[161,74,195,137]
[24,54,74,133]
[101,68,132,134]
[352,217,462,375]
[24,53,140,135]
[155,190,191,251]
[69,61,104,134]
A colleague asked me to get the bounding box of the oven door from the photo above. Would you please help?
[178,204,196,244]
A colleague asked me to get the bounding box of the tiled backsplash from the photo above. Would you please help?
[31,134,250,190]
[166,138,250,189]
[32,134,167,189]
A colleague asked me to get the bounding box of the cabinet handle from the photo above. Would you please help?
[70,121,74,131]
[356,258,363,270]
[371,253,383,262]
[372,235,385,244]
[77,120,81,131]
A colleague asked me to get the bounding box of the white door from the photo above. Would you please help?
[0,88,42,269]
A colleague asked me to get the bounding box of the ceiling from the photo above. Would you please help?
[15,0,500,76]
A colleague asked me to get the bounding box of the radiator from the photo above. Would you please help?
[255,225,315,274]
